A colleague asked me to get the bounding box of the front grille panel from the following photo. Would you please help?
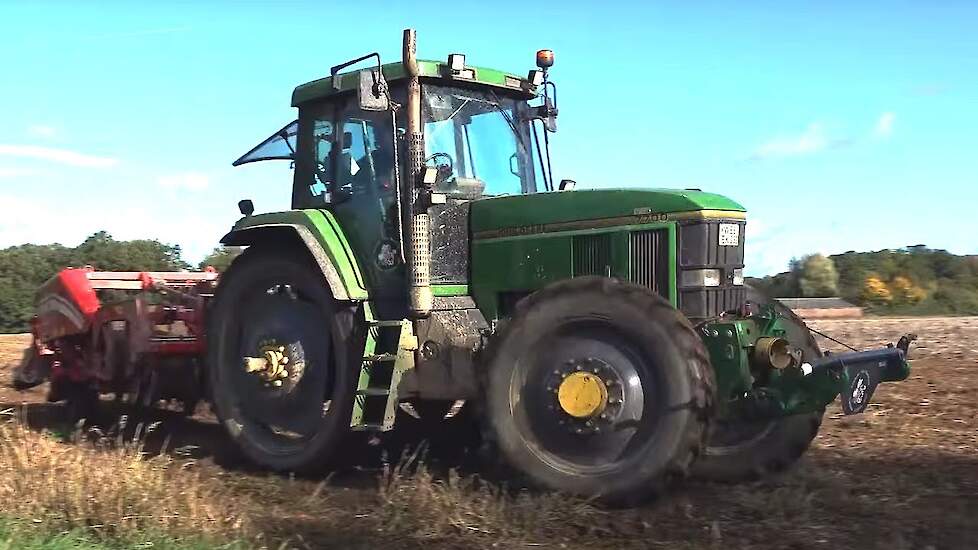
[629,229,669,296]
[573,234,612,277]
[678,221,745,268]
[678,220,747,320]
[679,287,746,320]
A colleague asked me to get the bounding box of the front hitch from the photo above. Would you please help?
[804,333,916,414]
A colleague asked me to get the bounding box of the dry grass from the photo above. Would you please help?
[376,464,605,543]
[1,318,976,549]
[0,415,250,544]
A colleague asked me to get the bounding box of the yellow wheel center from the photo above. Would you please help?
[557,372,608,418]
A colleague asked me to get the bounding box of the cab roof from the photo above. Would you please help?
[291,59,537,107]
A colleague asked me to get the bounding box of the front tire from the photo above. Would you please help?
[482,277,714,502]
[208,247,356,473]
[692,286,825,481]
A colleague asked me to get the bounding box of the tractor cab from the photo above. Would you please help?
[235,64,548,205]
[232,48,557,306]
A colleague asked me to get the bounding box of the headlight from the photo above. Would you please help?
[681,269,721,287]
[732,268,744,286]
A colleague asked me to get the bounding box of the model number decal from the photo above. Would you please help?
[719,223,740,246]
[635,213,669,223]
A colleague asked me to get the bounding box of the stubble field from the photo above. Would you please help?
[0,317,975,549]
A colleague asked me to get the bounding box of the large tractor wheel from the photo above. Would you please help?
[208,247,356,473]
[482,277,715,502]
[692,287,825,482]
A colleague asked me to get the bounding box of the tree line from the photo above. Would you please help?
[748,245,978,315]
[2,234,976,333]
[0,232,240,333]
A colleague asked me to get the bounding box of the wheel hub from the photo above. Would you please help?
[243,339,290,386]
[547,357,629,435]
[557,372,608,418]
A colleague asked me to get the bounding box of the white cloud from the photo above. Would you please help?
[27,125,57,139]
[874,112,895,138]
[0,144,117,168]
[750,123,827,160]
[157,172,210,191]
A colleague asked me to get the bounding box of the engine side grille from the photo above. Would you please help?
[572,234,612,277]
[629,229,669,296]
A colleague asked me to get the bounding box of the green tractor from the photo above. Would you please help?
[209,29,914,500]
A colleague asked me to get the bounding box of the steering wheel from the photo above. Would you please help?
[425,153,455,180]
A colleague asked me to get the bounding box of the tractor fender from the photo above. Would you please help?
[220,210,368,302]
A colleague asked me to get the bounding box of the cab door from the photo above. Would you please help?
[326,99,405,300]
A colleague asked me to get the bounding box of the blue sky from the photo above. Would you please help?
[1,1,975,275]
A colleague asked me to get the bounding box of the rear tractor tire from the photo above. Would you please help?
[482,277,715,502]
[207,247,357,474]
[692,286,825,482]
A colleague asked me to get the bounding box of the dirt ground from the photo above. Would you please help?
[1,317,976,550]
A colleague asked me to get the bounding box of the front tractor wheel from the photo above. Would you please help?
[483,277,715,502]
[692,287,825,482]
[208,247,356,473]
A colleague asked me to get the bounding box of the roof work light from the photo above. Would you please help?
[448,53,466,72]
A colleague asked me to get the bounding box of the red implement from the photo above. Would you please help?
[29,267,220,414]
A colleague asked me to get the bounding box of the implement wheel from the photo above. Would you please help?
[483,277,714,502]
[692,287,825,481]
[208,247,356,473]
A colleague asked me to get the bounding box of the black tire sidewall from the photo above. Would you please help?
[485,277,710,499]
[208,248,355,472]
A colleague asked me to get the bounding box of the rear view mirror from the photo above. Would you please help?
[359,68,390,111]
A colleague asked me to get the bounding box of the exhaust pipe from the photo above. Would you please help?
[403,28,433,317]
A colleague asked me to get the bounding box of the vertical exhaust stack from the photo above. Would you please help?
[403,28,433,317]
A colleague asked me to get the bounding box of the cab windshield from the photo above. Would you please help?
[422,86,534,197]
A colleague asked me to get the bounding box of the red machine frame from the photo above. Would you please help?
[25,267,219,412]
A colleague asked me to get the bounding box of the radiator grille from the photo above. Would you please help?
[629,229,669,296]
[572,234,612,277]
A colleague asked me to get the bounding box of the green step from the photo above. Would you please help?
[363,353,397,362]
[366,320,405,327]
[350,307,417,432]
[356,388,390,397]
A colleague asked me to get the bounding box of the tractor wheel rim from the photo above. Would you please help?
[228,283,331,453]
[516,325,657,474]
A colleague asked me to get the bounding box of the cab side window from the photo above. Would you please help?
[309,120,334,200]
[293,101,337,208]
[336,118,395,198]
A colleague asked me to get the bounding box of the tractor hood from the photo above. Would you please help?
[470,189,745,238]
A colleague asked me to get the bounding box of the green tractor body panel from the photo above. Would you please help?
[471,188,745,235]
[702,317,841,417]
[469,188,746,320]
[221,209,369,301]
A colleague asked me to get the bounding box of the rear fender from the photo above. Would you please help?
[221,210,368,301]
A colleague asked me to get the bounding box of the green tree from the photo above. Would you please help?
[795,254,839,297]
[0,232,189,333]
[198,246,244,272]
[72,231,188,271]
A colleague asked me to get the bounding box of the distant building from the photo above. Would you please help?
[776,297,864,319]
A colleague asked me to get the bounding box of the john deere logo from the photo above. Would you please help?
[375,240,398,270]
[848,370,871,413]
